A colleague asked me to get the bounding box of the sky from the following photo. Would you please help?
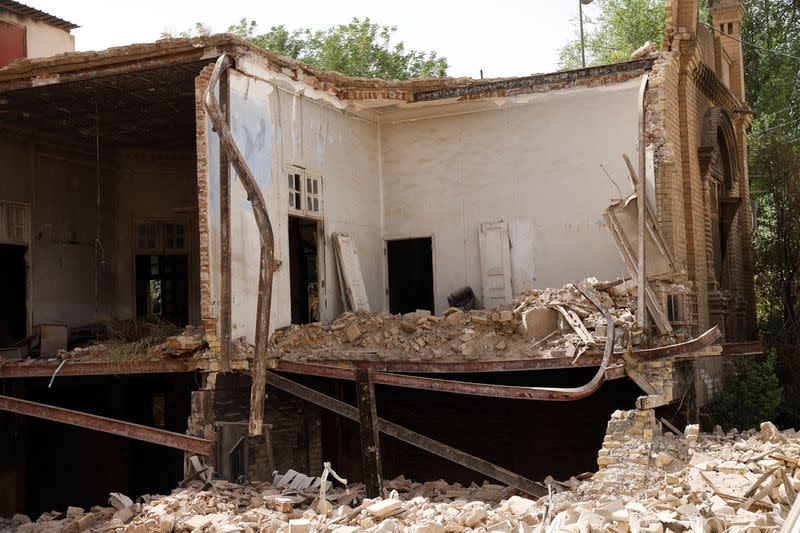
[25,0,602,78]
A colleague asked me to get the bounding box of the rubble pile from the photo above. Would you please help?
[270,279,662,363]
[49,326,206,363]
[4,416,797,533]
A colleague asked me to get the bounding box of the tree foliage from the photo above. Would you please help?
[744,0,800,424]
[161,17,448,80]
[558,0,667,69]
[709,352,782,430]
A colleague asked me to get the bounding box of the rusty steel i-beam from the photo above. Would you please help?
[0,395,213,456]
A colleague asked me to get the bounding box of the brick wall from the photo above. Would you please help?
[646,6,756,340]
[194,64,219,351]
[592,408,658,496]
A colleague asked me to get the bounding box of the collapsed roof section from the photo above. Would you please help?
[0,34,656,108]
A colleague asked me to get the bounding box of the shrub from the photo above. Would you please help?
[709,351,782,430]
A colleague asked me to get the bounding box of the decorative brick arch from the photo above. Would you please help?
[698,107,740,196]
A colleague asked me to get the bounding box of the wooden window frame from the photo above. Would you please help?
[287,166,323,220]
[0,201,30,245]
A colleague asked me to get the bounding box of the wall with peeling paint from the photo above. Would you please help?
[220,65,381,341]
[203,68,641,340]
[380,79,642,312]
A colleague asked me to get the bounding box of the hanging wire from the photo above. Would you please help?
[94,105,104,332]
[702,22,800,62]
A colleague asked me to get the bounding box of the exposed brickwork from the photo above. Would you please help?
[646,0,755,341]
[592,408,658,496]
[194,63,219,351]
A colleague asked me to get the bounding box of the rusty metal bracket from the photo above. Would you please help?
[205,53,275,436]
[265,372,546,497]
[0,395,213,455]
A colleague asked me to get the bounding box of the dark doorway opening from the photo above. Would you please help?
[387,237,434,314]
[135,255,189,326]
[0,244,27,348]
[289,216,320,325]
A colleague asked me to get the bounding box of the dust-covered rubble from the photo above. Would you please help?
[4,414,797,533]
[268,278,689,364]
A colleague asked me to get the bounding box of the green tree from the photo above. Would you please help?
[743,0,800,424]
[248,18,447,79]
[159,22,212,39]
[558,0,667,69]
[161,18,448,80]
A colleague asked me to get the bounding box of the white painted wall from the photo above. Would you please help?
[203,72,642,341]
[380,79,641,312]
[109,150,201,325]
[0,10,75,59]
[0,139,98,329]
[216,66,382,342]
[0,139,200,331]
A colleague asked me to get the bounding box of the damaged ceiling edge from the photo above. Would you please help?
[0,33,656,107]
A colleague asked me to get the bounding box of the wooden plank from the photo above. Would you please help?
[554,305,595,345]
[636,77,649,329]
[204,54,275,437]
[265,372,546,497]
[219,66,232,373]
[479,221,513,307]
[355,368,383,497]
[332,233,370,312]
[603,207,673,334]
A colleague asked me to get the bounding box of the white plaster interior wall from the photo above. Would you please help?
[0,138,99,328]
[110,150,201,324]
[380,79,641,312]
[224,67,382,342]
[0,139,201,329]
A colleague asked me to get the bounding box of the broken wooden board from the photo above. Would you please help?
[554,306,595,345]
[332,233,370,312]
[603,204,673,334]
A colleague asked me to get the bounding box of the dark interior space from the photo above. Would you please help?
[136,254,190,326]
[0,372,199,517]
[285,368,643,486]
[0,244,26,348]
[289,217,319,325]
[387,237,434,315]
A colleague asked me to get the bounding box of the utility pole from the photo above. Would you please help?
[579,0,593,68]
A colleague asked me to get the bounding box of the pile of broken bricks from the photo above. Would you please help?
[3,414,797,533]
[268,278,689,364]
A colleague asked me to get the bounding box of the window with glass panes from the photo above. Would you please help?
[287,168,322,218]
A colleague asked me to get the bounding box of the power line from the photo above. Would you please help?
[752,115,800,135]
[702,22,800,62]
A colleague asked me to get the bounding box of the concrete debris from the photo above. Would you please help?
[269,278,689,364]
[4,415,795,533]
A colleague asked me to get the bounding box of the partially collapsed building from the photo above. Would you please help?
[0,0,762,518]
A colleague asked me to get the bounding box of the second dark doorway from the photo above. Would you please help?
[289,216,320,325]
[0,243,27,348]
[387,237,434,315]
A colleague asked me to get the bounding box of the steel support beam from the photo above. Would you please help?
[355,368,383,497]
[0,359,194,378]
[266,371,546,497]
[0,395,213,455]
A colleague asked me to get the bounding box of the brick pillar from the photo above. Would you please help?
[709,0,747,102]
[592,408,658,497]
